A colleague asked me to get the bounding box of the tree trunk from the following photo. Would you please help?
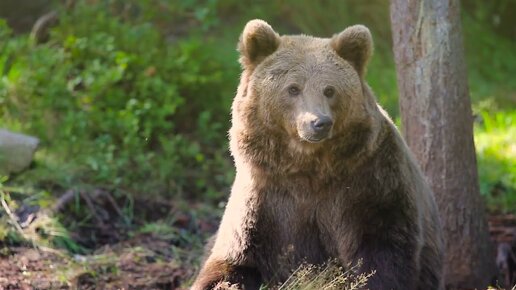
[389,0,497,288]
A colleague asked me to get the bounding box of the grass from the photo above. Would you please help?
[474,106,516,213]
[0,177,83,252]
[274,260,374,290]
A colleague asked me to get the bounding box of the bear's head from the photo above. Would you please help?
[232,19,381,167]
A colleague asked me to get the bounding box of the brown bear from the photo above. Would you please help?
[191,19,444,290]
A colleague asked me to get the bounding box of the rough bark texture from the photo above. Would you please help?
[389,0,497,288]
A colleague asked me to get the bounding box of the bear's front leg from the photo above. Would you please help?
[191,257,261,290]
[191,172,263,290]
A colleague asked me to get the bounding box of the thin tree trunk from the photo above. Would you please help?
[389,0,496,288]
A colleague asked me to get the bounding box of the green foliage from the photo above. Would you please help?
[0,1,234,199]
[474,105,516,213]
[463,12,516,107]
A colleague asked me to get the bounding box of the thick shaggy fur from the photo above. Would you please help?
[191,20,444,290]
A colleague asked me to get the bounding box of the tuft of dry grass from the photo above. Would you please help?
[273,259,374,290]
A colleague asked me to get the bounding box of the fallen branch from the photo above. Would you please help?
[105,192,124,218]
[52,188,124,220]
[52,189,77,213]
[1,191,24,235]
[80,191,105,227]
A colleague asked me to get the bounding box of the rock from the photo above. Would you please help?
[0,129,39,174]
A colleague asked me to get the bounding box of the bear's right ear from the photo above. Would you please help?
[238,19,280,68]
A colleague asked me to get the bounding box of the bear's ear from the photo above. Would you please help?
[238,19,280,68]
[331,25,373,78]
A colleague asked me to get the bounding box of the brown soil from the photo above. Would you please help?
[0,234,189,289]
[0,192,220,290]
[0,199,514,289]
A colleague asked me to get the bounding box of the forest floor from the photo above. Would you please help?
[0,194,515,290]
[0,193,221,290]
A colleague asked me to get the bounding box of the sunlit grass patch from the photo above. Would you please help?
[271,260,374,290]
[0,178,84,253]
[474,108,516,213]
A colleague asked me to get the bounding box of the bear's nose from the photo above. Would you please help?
[311,116,333,133]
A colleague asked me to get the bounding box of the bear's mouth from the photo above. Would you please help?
[304,136,326,143]
[298,131,332,143]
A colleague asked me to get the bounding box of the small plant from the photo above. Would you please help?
[274,260,374,290]
[0,176,83,253]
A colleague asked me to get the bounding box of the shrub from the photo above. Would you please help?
[0,2,234,199]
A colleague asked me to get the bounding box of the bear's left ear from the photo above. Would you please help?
[238,19,280,68]
[331,25,373,78]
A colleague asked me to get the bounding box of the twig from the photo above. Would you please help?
[105,192,124,218]
[52,189,77,213]
[1,191,74,258]
[80,191,105,227]
[1,192,25,235]
[30,10,58,44]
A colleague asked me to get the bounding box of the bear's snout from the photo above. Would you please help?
[298,115,333,143]
[311,116,333,135]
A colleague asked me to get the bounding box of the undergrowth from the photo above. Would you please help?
[274,260,374,290]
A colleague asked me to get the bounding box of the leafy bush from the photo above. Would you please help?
[0,2,234,199]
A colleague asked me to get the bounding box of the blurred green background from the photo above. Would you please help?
[0,0,514,251]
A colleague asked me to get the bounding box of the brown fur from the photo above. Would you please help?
[191,20,444,290]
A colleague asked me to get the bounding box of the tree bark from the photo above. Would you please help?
[389,0,497,288]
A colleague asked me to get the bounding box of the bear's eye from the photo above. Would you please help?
[324,87,335,98]
[287,85,301,96]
